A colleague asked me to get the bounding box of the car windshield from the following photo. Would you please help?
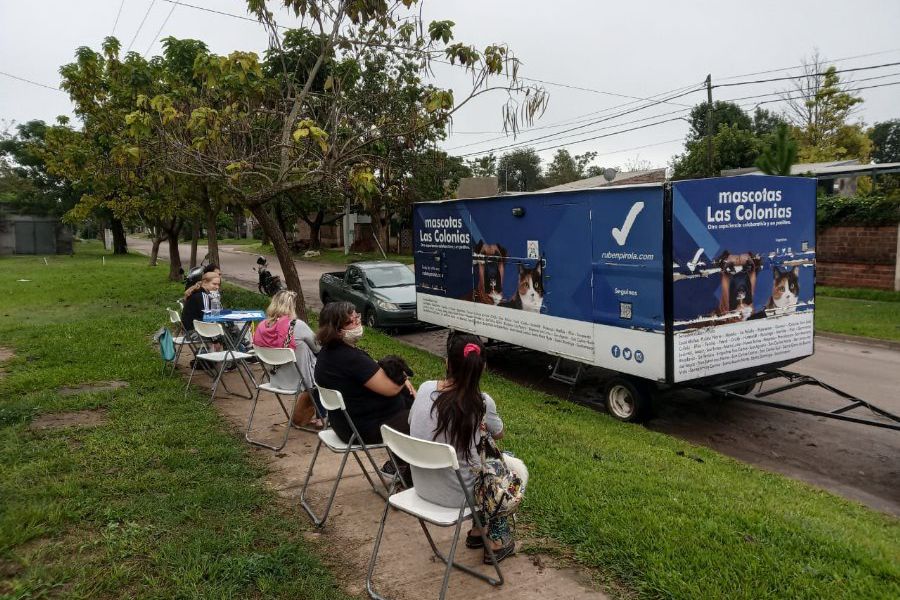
[364,265,415,288]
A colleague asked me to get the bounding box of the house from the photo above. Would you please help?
[0,214,73,255]
[539,168,668,193]
[721,160,900,196]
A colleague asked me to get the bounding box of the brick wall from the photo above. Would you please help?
[817,225,898,290]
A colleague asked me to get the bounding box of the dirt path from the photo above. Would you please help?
[135,237,900,516]
[185,359,608,599]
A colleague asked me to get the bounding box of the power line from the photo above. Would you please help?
[453,86,703,157]
[444,81,703,149]
[717,47,900,81]
[0,70,64,93]
[144,1,179,57]
[127,0,158,53]
[719,70,900,105]
[161,0,262,25]
[111,0,127,35]
[713,60,900,88]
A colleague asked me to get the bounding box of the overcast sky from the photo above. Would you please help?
[2,0,898,171]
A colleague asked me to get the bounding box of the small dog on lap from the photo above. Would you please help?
[378,354,415,408]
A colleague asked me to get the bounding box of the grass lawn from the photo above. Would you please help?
[815,293,900,342]
[0,243,350,599]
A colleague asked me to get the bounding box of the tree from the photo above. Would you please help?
[869,120,900,163]
[48,37,200,277]
[782,54,871,162]
[755,123,798,176]
[0,120,78,218]
[672,123,762,179]
[466,153,497,177]
[132,0,548,320]
[497,147,542,191]
[686,101,752,142]
[751,107,787,138]
[542,149,600,187]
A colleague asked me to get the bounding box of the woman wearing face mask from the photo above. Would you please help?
[314,301,415,444]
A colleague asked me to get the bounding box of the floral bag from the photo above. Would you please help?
[473,413,525,519]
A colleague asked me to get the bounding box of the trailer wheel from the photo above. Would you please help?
[604,377,651,423]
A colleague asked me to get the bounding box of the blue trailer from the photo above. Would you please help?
[412,175,899,429]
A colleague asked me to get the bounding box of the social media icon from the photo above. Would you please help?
[611,345,620,358]
[623,347,632,360]
[634,350,644,363]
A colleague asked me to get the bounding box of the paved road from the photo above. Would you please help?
[133,237,900,515]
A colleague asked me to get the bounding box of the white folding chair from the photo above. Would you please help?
[246,346,309,451]
[186,320,255,402]
[366,425,504,600]
[164,307,195,376]
[299,385,392,528]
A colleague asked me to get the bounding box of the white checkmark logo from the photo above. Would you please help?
[611,201,644,246]
[687,248,704,272]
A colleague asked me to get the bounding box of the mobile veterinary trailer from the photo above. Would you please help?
[413,175,898,428]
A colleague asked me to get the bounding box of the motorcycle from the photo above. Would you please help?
[181,254,210,289]
[254,256,284,296]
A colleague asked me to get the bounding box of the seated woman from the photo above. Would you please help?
[408,334,526,564]
[253,290,322,428]
[181,271,220,333]
[314,301,414,444]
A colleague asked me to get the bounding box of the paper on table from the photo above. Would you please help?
[223,311,264,319]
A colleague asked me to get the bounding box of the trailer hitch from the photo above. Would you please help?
[712,370,900,431]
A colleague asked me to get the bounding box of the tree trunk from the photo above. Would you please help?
[164,218,183,282]
[308,210,325,250]
[250,203,308,322]
[203,183,220,267]
[149,235,163,266]
[110,217,128,255]
[189,219,200,268]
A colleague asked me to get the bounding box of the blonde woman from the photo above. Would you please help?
[253,290,322,427]
[182,272,221,333]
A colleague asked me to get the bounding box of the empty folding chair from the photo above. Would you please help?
[186,320,255,402]
[246,346,311,451]
[164,307,195,376]
[299,385,392,528]
[366,425,504,600]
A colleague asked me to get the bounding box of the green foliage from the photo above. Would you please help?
[818,285,900,303]
[687,101,752,142]
[817,194,900,227]
[543,149,598,187]
[755,123,798,175]
[790,66,871,162]
[672,122,762,180]
[497,147,542,192]
[0,120,78,218]
[869,119,900,164]
[466,153,497,177]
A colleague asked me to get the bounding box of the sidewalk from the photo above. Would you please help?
[182,356,608,599]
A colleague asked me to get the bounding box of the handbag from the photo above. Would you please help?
[268,319,296,376]
[155,328,176,362]
[473,410,525,519]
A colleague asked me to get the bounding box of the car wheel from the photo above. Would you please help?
[603,376,652,423]
[364,307,378,328]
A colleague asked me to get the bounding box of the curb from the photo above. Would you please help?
[816,331,900,352]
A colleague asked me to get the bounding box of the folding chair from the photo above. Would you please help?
[367,425,504,600]
[299,385,392,528]
[164,307,194,376]
[186,320,255,402]
[246,346,310,451]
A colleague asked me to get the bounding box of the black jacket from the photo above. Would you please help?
[181,289,209,332]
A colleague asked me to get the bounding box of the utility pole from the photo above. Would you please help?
[706,74,714,178]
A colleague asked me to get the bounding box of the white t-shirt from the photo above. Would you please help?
[408,380,503,508]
